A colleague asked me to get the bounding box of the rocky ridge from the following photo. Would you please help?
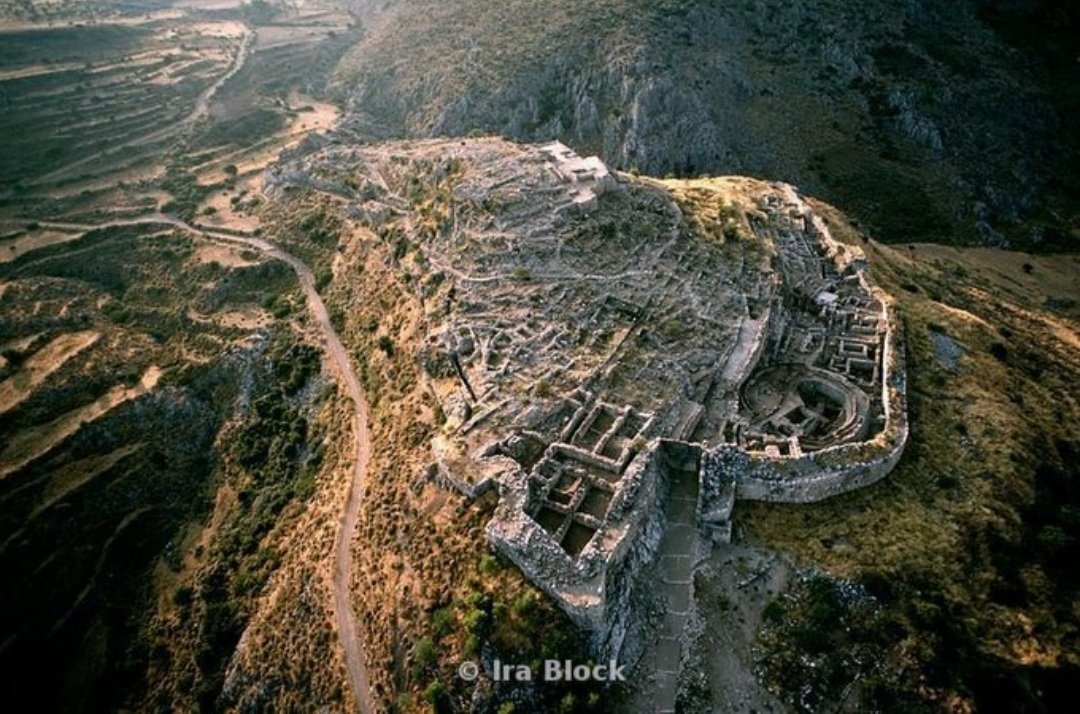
[339,0,1079,250]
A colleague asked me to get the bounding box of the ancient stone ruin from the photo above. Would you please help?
[416,142,904,660]
[538,141,617,213]
[280,137,907,709]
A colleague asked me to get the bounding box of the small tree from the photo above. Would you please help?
[423,680,446,706]
[414,637,437,670]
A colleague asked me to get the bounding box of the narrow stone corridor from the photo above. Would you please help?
[651,456,702,713]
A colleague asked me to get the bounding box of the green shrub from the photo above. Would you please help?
[511,591,538,617]
[463,608,489,637]
[478,554,499,575]
[417,637,437,664]
[315,267,333,292]
[423,680,447,706]
[762,599,786,623]
[173,584,193,608]
[431,607,454,638]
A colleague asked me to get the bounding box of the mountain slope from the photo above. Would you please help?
[337,0,1079,250]
[250,135,1079,712]
[741,204,1080,713]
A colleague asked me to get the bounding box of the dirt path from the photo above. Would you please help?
[693,545,790,713]
[246,232,377,714]
[186,29,255,128]
[13,214,376,712]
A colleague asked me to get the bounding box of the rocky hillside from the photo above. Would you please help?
[0,224,341,710]
[337,0,1078,251]
[2,114,1076,709]
[741,204,1080,713]
[250,136,1080,712]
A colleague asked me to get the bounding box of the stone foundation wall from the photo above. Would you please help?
[482,177,910,665]
[485,443,668,646]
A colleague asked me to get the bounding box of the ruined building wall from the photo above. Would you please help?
[734,302,908,502]
[727,192,909,502]
[485,443,669,647]
[591,450,671,661]
[472,151,910,664]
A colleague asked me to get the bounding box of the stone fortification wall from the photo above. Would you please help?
[591,450,671,660]
[727,188,908,502]
[485,443,668,646]
[734,312,907,502]
[477,160,910,668]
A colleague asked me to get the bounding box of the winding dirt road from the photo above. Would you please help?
[15,215,376,712]
[201,224,376,714]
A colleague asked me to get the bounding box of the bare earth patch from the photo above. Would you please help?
[0,228,86,263]
[0,330,100,414]
[193,243,262,268]
[0,364,161,480]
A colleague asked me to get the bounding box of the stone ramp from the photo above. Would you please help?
[651,461,701,713]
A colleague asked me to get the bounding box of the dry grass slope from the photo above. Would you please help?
[739,200,1080,711]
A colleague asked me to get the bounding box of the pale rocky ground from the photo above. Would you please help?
[260,134,904,711]
[680,544,792,714]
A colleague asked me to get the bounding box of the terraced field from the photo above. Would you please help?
[0,0,354,227]
[6,2,1075,713]
[0,224,305,708]
[0,2,365,709]
[0,22,235,190]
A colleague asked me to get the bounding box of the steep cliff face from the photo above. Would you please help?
[337,0,1078,250]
